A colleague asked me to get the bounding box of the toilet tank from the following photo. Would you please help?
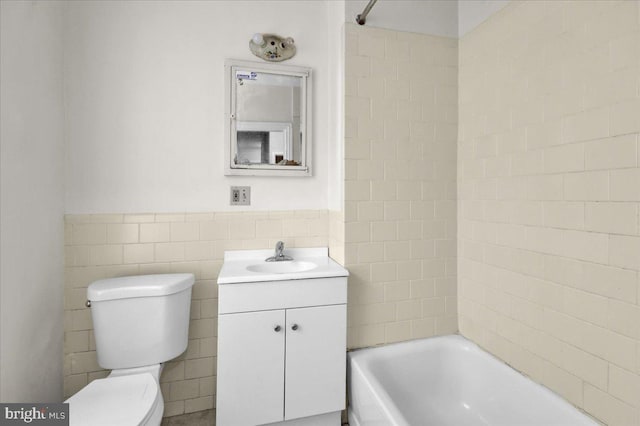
[87,274,195,370]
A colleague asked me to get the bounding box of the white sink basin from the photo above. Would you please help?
[246,261,317,274]
[217,247,348,284]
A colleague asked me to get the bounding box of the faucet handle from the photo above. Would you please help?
[265,241,292,262]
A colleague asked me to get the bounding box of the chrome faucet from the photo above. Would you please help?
[266,241,293,262]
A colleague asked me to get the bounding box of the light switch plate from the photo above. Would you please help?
[230,186,251,206]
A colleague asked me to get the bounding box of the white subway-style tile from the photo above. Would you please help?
[72,224,107,245]
[562,230,609,264]
[610,99,640,136]
[559,342,609,391]
[585,202,638,235]
[585,134,637,171]
[609,365,640,409]
[459,3,640,423]
[544,201,584,230]
[564,171,609,201]
[608,300,640,340]
[140,223,171,243]
[106,224,139,244]
[584,383,639,426]
[562,107,610,144]
[123,244,154,264]
[609,235,640,271]
[544,143,585,174]
[610,168,640,202]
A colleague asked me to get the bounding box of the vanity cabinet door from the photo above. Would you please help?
[217,310,286,426]
[284,304,347,421]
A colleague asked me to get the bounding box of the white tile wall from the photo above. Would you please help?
[458,1,640,425]
[344,24,458,349]
[64,210,329,417]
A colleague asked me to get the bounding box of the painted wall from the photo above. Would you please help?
[458,1,640,424]
[327,0,346,211]
[344,24,458,348]
[344,0,458,38]
[458,0,510,37]
[0,1,65,402]
[64,0,339,214]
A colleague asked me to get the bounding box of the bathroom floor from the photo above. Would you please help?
[161,410,215,426]
[161,410,350,425]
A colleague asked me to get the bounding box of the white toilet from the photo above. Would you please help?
[66,273,195,426]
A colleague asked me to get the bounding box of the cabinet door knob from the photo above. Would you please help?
[274,325,281,332]
[291,324,299,331]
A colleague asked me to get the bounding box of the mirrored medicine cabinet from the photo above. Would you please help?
[224,59,312,176]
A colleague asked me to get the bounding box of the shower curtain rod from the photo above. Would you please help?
[356,0,379,25]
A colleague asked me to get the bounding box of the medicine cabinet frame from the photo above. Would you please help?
[224,59,313,176]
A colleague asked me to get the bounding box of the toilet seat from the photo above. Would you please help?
[66,373,160,426]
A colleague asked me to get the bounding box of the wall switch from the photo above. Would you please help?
[230,186,251,206]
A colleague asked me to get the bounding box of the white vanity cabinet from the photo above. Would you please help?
[283,304,346,421]
[216,248,348,426]
[217,310,286,425]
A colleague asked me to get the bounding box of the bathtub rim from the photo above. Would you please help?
[347,333,601,426]
[347,334,476,426]
[347,349,408,426]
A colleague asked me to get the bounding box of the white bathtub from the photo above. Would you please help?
[348,335,598,426]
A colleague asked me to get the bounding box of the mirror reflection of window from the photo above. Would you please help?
[236,131,268,164]
[235,72,302,166]
[235,122,294,165]
[236,130,287,165]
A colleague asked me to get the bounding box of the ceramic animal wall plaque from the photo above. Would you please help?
[249,33,296,62]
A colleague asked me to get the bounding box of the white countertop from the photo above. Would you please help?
[217,247,349,284]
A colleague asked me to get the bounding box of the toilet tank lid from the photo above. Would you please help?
[88,273,195,302]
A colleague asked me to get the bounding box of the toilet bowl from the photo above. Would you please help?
[66,371,163,426]
[65,274,195,426]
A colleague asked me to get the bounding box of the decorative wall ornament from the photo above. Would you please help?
[249,33,296,62]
